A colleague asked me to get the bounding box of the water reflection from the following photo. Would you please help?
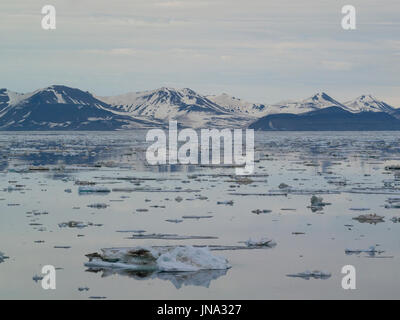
[86,268,228,289]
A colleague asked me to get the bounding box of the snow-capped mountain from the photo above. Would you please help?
[0,85,158,130]
[206,93,268,116]
[1,85,399,131]
[267,92,350,114]
[344,95,396,113]
[99,87,249,128]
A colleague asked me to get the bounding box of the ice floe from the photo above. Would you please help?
[286,270,331,280]
[244,237,276,247]
[78,186,110,194]
[352,214,384,224]
[345,246,385,256]
[85,246,231,273]
[0,252,9,263]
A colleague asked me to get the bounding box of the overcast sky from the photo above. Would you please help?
[1,0,399,105]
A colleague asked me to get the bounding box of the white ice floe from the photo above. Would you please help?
[85,246,231,272]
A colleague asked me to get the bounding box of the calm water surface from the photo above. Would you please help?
[0,131,399,299]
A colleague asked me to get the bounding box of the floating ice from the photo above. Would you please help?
[0,252,9,263]
[78,186,110,194]
[286,270,331,280]
[244,237,276,247]
[251,209,272,215]
[217,200,234,206]
[58,221,88,229]
[345,246,384,256]
[182,215,213,220]
[127,233,218,240]
[85,246,231,273]
[87,203,108,209]
[353,214,384,224]
[165,219,183,223]
[310,195,330,207]
[32,275,43,282]
[175,196,183,202]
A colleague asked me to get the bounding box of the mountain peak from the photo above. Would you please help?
[345,95,397,113]
[99,86,228,126]
[308,92,337,103]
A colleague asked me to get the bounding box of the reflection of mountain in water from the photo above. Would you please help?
[86,267,228,289]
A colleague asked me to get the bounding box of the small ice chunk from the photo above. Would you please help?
[345,246,384,256]
[244,237,276,247]
[79,186,110,193]
[287,270,331,280]
[353,214,384,223]
[217,200,234,206]
[0,252,9,263]
[32,275,43,282]
[175,196,183,202]
[58,221,88,229]
[87,203,108,209]
[165,219,184,223]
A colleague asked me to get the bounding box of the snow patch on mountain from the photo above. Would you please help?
[267,92,350,114]
[344,95,396,113]
[206,93,268,116]
[0,85,159,130]
[99,87,251,128]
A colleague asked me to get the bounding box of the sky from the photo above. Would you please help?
[1,0,399,106]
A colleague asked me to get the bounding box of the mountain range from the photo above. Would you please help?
[0,85,399,131]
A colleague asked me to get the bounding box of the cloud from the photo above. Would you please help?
[321,60,354,71]
[0,0,399,105]
[154,0,211,8]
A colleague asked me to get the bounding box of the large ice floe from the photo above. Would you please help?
[85,246,231,272]
[85,246,232,288]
